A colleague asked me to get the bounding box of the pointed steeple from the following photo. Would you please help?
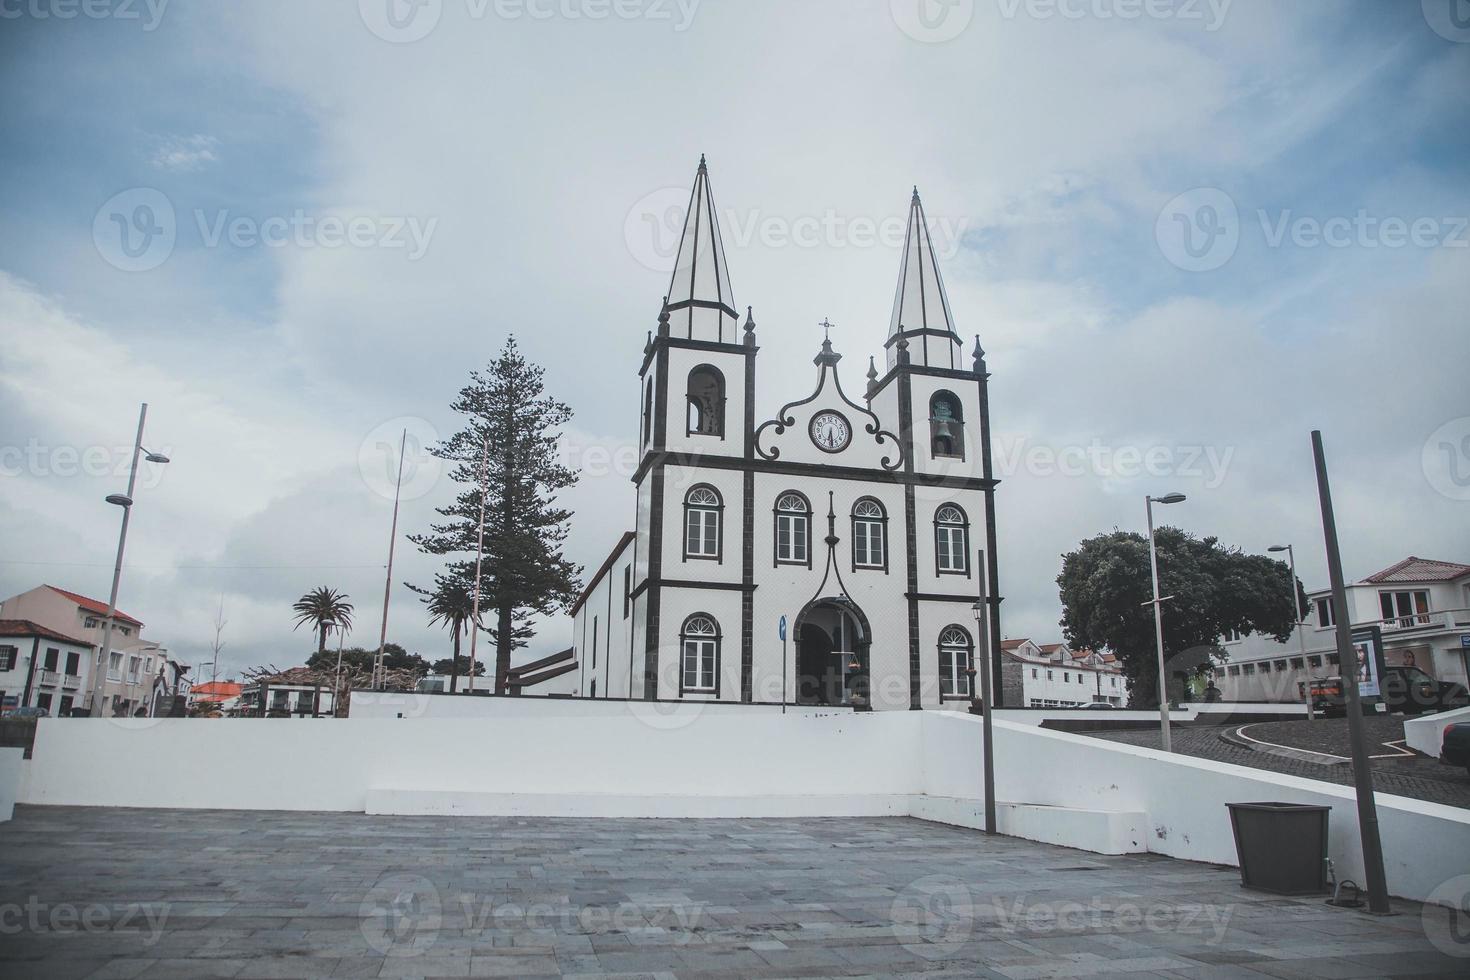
[886,187,961,369]
[665,155,738,343]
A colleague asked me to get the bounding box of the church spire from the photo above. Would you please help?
[665,154,738,343]
[886,187,961,368]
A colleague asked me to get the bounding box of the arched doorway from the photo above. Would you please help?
[794,598,871,706]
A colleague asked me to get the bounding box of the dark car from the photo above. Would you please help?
[1441,723,1470,775]
[1380,665,1470,715]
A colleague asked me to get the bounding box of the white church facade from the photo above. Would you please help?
[568,158,1003,711]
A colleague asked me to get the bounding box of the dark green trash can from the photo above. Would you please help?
[1226,802,1330,895]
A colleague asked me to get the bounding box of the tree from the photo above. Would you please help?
[1056,528,1298,707]
[291,587,355,658]
[431,657,487,679]
[420,575,480,693]
[410,337,582,694]
[305,643,429,678]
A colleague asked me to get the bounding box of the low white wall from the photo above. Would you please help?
[920,712,1470,904]
[1403,705,1470,757]
[994,702,1305,727]
[0,748,21,822]
[347,691,838,721]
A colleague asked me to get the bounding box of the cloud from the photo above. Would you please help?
[150,134,220,173]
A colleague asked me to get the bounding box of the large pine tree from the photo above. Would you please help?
[410,337,582,694]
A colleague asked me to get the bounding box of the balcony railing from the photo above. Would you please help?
[37,669,59,686]
[61,674,81,690]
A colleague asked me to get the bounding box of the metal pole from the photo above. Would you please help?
[93,403,147,718]
[467,435,490,694]
[1284,544,1313,723]
[976,550,997,835]
[1311,430,1389,914]
[1146,495,1173,752]
[374,429,407,691]
[781,634,787,714]
[334,626,345,718]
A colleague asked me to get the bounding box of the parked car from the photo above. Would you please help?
[0,705,49,719]
[1308,677,1347,717]
[1440,723,1470,776]
[1380,665,1469,715]
[1083,702,1117,710]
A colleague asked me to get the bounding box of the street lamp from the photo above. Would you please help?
[1268,544,1313,722]
[91,404,169,719]
[970,553,997,836]
[1145,492,1186,752]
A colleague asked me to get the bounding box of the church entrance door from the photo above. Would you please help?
[794,598,871,706]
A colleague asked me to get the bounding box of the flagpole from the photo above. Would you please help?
[374,429,407,690]
[467,434,490,694]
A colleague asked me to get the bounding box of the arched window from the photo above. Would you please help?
[938,625,974,698]
[851,497,888,572]
[641,379,653,448]
[683,484,723,561]
[934,503,969,575]
[680,614,720,694]
[686,365,725,437]
[773,492,811,567]
[929,391,965,460]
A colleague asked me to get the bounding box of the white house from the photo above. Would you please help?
[1215,556,1470,702]
[569,159,1003,710]
[1000,639,1126,708]
[0,619,95,716]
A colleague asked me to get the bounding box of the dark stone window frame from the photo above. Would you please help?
[929,390,966,461]
[682,483,724,563]
[772,490,814,569]
[850,496,890,574]
[679,613,722,697]
[685,364,727,440]
[933,503,971,578]
[938,624,975,700]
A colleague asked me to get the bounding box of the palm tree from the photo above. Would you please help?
[292,587,355,658]
[425,577,477,693]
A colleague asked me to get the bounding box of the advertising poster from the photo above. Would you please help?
[1349,625,1387,699]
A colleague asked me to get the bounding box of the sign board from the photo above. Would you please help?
[1461,634,1470,648]
[778,616,787,642]
[1349,625,1387,699]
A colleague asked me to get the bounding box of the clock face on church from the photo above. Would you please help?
[809,411,852,453]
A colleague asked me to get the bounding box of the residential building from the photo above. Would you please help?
[236,668,335,718]
[570,159,1003,709]
[1215,556,1470,702]
[1000,638,1126,708]
[0,585,184,717]
[0,620,95,716]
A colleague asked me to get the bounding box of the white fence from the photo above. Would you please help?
[18,708,1470,903]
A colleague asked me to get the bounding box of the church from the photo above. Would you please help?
[568,158,1003,711]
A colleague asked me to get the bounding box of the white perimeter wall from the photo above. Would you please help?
[1404,704,1470,757]
[19,708,1470,903]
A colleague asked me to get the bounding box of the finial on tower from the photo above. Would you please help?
[896,335,911,366]
[814,318,840,367]
[743,306,757,347]
[698,153,707,173]
[972,334,988,375]
[912,185,920,203]
[657,295,671,338]
[866,355,879,398]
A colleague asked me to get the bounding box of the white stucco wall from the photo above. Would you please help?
[0,747,21,822]
[1403,704,1470,758]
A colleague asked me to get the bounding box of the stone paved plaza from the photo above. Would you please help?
[0,806,1464,978]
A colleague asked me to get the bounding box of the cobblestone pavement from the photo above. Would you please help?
[0,807,1466,978]
[1239,715,1427,757]
[1085,723,1470,808]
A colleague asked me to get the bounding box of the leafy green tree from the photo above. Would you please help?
[416,575,481,693]
[410,337,582,694]
[431,657,487,679]
[291,587,354,658]
[1057,528,1298,707]
[305,643,429,677]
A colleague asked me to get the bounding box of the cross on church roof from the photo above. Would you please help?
[818,317,835,341]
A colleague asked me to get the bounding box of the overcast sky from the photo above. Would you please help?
[1,0,1467,679]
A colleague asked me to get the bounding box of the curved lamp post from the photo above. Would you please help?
[1268,543,1313,721]
[1145,492,1185,752]
[91,404,168,718]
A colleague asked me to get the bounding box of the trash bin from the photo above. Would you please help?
[1226,802,1330,895]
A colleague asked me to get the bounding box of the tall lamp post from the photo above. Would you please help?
[970,548,997,836]
[91,403,169,718]
[1145,492,1186,752]
[1268,544,1313,722]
